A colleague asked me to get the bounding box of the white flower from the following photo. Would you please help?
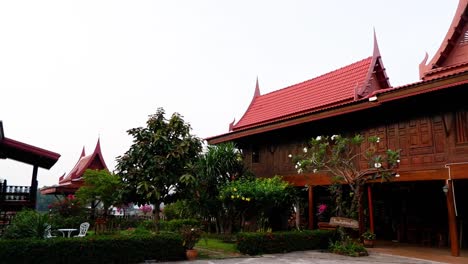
[374,162,382,168]
[376,137,380,143]
[331,135,338,140]
[397,159,400,163]
[295,164,298,169]
[297,168,303,174]
[316,136,322,141]
[288,154,292,158]
[313,169,318,173]
[303,147,308,153]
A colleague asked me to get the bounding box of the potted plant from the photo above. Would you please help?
[180,226,203,260]
[361,230,376,248]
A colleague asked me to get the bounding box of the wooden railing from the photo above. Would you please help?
[0,180,32,202]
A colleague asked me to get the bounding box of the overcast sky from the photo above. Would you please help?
[0,0,458,187]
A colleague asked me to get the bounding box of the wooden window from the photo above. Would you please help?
[409,118,433,148]
[456,110,468,143]
[252,146,260,163]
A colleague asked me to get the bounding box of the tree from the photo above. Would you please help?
[115,108,202,230]
[75,169,122,218]
[186,142,251,233]
[294,134,400,223]
[219,176,296,232]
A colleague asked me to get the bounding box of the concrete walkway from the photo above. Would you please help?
[157,250,447,264]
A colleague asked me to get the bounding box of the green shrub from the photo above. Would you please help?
[108,217,143,230]
[236,230,335,255]
[120,226,153,236]
[0,233,185,264]
[163,200,198,220]
[137,219,156,231]
[3,209,50,239]
[160,219,200,232]
[329,237,367,257]
[48,215,89,230]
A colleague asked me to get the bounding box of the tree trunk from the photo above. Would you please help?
[153,202,160,232]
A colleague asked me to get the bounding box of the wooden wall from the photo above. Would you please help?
[235,86,468,185]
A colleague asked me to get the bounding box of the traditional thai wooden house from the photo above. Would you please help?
[207,0,468,256]
[0,121,60,231]
[40,139,108,196]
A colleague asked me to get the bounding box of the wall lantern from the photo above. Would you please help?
[442,184,449,194]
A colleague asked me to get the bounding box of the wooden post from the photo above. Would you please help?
[446,180,459,257]
[308,186,314,229]
[30,165,38,209]
[367,185,375,234]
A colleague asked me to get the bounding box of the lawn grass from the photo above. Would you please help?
[195,237,241,259]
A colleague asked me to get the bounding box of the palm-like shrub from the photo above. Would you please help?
[3,209,50,239]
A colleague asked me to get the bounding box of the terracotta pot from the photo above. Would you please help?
[363,239,374,248]
[186,249,198,260]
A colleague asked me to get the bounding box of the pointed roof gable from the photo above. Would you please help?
[231,38,390,131]
[420,0,468,80]
[58,139,108,184]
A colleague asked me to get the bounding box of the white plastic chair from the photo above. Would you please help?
[74,222,90,237]
[44,225,56,239]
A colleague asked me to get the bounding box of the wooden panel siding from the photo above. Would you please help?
[245,106,468,184]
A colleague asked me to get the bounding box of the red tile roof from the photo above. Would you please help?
[233,57,373,130]
[419,0,468,80]
[58,139,108,184]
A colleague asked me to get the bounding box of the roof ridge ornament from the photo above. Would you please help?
[372,28,381,59]
[80,146,86,158]
[229,118,236,132]
[254,76,261,97]
[356,29,391,99]
[419,52,429,79]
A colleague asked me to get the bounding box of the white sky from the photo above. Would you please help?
[0,0,458,187]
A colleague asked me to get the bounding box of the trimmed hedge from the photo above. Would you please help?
[236,230,336,255]
[159,219,201,232]
[0,233,185,264]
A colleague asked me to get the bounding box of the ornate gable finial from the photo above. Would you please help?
[373,28,381,59]
[254,76,261,97]
[357,30,391,98]
[94,137,102,155]
[80,147,86,158]
[229,118,236,132]
[419,52,429,79]
[230,77,262,132]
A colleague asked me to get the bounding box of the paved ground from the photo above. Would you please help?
[156,250,447,264]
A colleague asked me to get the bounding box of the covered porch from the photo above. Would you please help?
[283,162,468,257]
[0,121,60,231]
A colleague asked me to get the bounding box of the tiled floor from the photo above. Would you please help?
[369,241,468,264]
